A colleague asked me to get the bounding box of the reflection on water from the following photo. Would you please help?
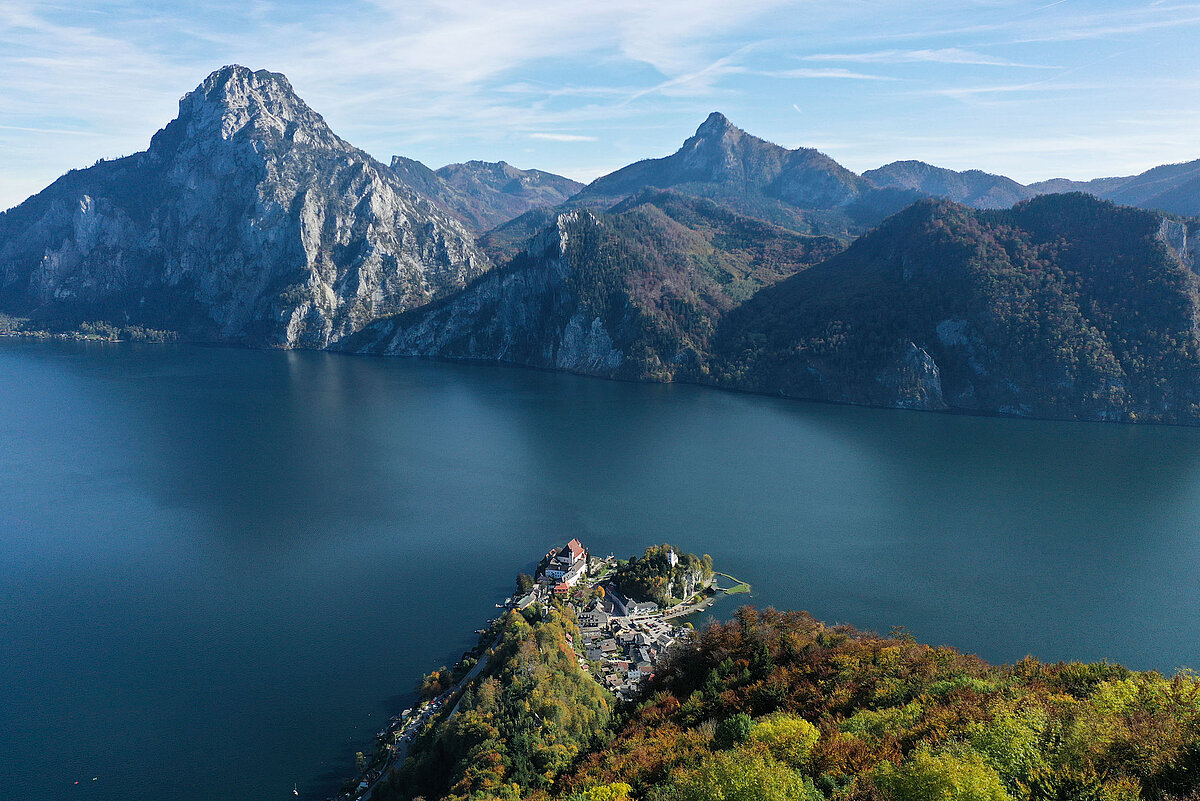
[2,340,1200,801]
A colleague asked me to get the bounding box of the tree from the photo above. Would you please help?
[516,573,534,595]
[874,746,1011,801]
[749,713,820,769]
[653,747,820,801]
[714,713,753,749]
[568,782,634,801]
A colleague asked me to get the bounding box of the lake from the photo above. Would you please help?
[1,340,1198,801]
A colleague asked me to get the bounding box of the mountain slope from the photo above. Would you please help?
[388,157,583,233]
[864,160,1032,209]
[1030,158,1200,217]
[566,113,920,237]
[713,193,1200,423]
[343,191,843,381]
[0,65,490,347]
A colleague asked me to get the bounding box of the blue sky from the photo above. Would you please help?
[3,0,1200,210]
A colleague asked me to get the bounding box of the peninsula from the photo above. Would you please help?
[332,541,745,801]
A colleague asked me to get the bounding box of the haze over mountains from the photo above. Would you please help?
[4,64,1200,423]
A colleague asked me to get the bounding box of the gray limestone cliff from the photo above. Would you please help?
[342,191,843,382]
[0,65,490,347]
[344,210,628,374]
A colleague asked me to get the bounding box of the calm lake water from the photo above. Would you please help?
[2,340,1199,801]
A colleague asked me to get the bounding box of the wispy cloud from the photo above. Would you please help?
[803,47,1054,68]
[759,67,898,80]
[529,133,597,142]
[3,0,1200,209]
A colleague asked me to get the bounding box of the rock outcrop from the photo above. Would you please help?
[347,210,628,373]
[0,65,490,347]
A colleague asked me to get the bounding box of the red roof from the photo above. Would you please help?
[554,582,571,594]
[566,538,585,559]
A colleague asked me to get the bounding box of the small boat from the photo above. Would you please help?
[293,783,299,796]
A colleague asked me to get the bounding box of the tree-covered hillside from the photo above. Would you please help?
[346,191,842,382]
[376,606,612,801]
[713,193,1200,423]
[553,608,1200,801]
[611,545,714,608]
[367,605,1200,801]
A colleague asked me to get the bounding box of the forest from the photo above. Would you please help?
[555,607,1200,801]
[371,603,1200,801]
[712,193,1200,422]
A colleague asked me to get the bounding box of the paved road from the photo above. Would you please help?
[358,650,492,801]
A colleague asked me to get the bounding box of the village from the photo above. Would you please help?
[512,538,714,700]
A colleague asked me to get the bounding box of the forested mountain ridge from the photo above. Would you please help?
[1029,158,1200,217]
[711,193,1200,424]
[342,191,843,382]
[564,112,922,238]
[863,161,1033,209]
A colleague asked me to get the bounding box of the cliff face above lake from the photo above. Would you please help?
[343,191,842,381]
[0,65,490,347]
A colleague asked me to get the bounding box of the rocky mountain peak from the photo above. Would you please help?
[152,64,339,154]
[1,64,490,349]
[694,111,738,138]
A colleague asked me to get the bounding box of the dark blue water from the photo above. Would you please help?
[1,340,1198,801]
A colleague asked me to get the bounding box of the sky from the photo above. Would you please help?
[3,0,1200,210]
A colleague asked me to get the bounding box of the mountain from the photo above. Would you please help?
[864,156,1200,217]
[1030,158,1200,216]
[713,193,1200,423]
[342,190,842,381]
[0,65,490,347]
[864,160,1032,209]
[566,112,921,237]
[388,157,583,233]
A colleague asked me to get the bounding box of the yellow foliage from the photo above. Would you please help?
[748,713,820,768]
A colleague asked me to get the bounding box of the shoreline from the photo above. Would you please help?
[332,543,748,801]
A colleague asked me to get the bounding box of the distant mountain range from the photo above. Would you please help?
[388,156,582,233]
[566,111,921,237]
[5,65,1200,424]
[865,156,1200,217]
